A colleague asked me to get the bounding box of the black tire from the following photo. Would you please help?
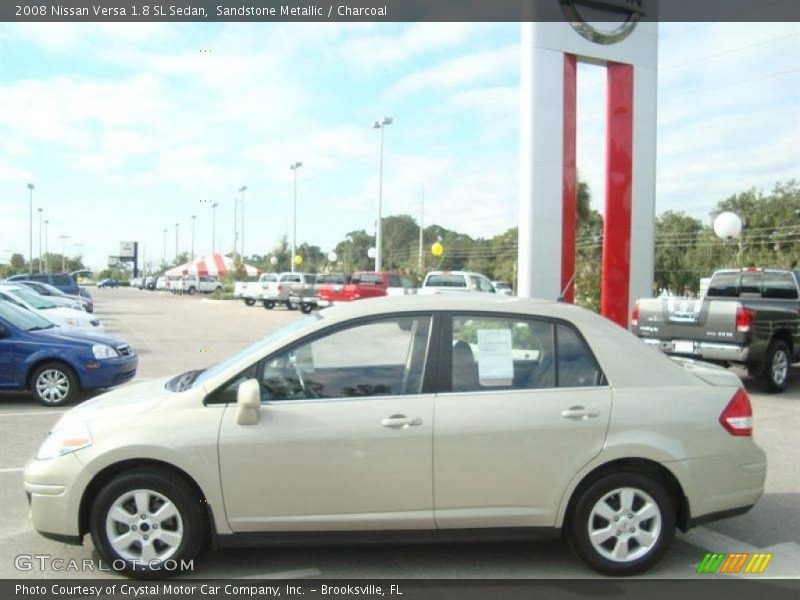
[567,472,675,576]
[187,287,196,295]
[286,302,297,311]
[244,298,256,306]
[89,468,205,579]
[300,303,313,314]
[760,340,791,393]
[263,300,275,310]
[29,362,79,407]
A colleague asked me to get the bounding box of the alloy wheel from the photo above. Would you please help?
[587,487,662,563]
[35,369,70,404]
[772,349,789,386]
[105,489,184,563]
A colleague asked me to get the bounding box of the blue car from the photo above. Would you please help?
[5,273,79,296]
[0,300,138,407]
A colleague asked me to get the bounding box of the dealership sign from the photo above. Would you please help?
[559,0,648,45]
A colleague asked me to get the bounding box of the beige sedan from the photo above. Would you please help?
[24,295,766,577]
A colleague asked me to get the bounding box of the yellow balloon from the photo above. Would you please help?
[431,242,444,257]
[293,255,303,265]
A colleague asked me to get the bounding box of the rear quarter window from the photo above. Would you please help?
[762,272,799,299]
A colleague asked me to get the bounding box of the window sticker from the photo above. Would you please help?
[477,328,514,386]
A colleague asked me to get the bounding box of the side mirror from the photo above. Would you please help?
[235,379,261,426]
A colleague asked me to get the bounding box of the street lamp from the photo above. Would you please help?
[162,228,167,268]
[191,215,196,260]
[290,162,303,273]
[211,202,218,255]
[175,223,179,262]
[371,117,393,271]
[233,196,239,261]
[37,207,43,273]
[59,235,69,273]
[27,183,34,271]
[239,186,247,260]
[44,219,49,273]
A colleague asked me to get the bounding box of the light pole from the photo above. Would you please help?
[371,117,393,272]
[175,223,179,262]
[239,186,247,260]
[417,183,425,276]
[191,215,196,259]
[44,219,49,273]
[162,228,167,268]
[27,183,34,271]
[59,235,69,273]
[37,207,43,273]
[290,162,302,273]
[211,202,218,255]
[233,197,238,261]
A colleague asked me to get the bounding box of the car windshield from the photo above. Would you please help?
[185,314,322,391]
[3,286,58,309]
[426,274,467,288]
[0,300,56,331]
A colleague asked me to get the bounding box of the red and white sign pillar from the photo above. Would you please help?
[518,21,657,327]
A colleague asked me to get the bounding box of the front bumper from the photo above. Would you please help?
[642,338,750,363]
[79,355,139,389]
[24,453,91,541]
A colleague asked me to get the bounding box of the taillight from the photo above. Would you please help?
[719,388,753,436]
[736,305,755,333]
[631,301,639,327]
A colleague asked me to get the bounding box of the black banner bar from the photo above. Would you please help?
[2,0,799,23]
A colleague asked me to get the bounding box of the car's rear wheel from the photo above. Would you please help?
[30,362,78,407]
[300,303,313,314]
[90,469,204,578]
[568,472,674,576]
[760,339,790,393]
[244,298,256,306]
[187,287,196,295]
[262,300,275,310]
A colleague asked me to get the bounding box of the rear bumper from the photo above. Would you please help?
[642,338,750,363]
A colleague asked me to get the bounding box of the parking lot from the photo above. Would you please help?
[0,288,798,580]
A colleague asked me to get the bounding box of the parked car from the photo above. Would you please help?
[296,273,350,313]
[155,276,168,291]
[317,271,414,308]
[261,272,317,310]
[632,268,800,393]
[0,284,104,333]
[5,272,79,295]
[419,271,496,295]
[0,300,137,406]
[79,286,93,301]
[181,275,223,295]
[234,273,279,306]
[492,281,514,296]
[145,277,157,291]
[16,280,94,313]
[97,279,119,288]
[23,295,765,577]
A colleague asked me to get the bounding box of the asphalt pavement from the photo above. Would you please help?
[0,288,797,580]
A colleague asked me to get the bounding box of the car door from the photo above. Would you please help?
[433,313,612,529]
[0,317,14,389]
[217,313,437,532]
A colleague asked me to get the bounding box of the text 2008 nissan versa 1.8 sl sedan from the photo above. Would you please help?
[24,296,766,577]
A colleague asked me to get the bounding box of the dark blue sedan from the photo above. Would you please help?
[0,300,138,406]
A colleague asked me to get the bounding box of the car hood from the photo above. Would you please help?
[56,377,172,427]
[31,326,126,348]
[39,306,94,322]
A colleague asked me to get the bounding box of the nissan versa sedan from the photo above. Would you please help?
[23,296,766,577]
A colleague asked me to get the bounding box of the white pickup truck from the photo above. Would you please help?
[180,275,223,295]
[234,273,279,306]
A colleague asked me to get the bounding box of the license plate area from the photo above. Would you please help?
[673,341,695,354]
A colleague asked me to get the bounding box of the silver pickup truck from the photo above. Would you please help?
[632,268,800,393]
[261,272,317,310]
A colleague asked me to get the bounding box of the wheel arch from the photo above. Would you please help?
[560,457,691,533]
[770,329,793,357]
[78,458,215,544]
[25,356,82,389]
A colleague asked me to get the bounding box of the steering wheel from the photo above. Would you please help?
[290,353,319,399]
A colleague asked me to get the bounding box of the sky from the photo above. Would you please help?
[0,21,798,271]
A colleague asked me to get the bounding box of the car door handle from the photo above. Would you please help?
[561,406,600,420]
[381,414,423,428]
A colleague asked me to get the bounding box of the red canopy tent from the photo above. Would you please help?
[164,254,260,277]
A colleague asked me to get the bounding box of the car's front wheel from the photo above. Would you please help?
[244,298,256,306]
[30,362,79,407]
[262,300,275,310]
[90,468,205,578]
[568,472,675,576]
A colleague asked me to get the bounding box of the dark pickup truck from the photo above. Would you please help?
[632,268,800,393]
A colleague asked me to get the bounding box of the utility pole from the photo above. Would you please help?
[290,162,303,273]
[175,223,179,262]
[191,215,196,259]
[233,197,238,261]
[239,186,247,260]
[418,183,425,277]
[162,228,167,269]
[59,235,69,272]
[211,202,218,255]
[37,207,43,273]
[27,183,34,271]
[44,219,49,273]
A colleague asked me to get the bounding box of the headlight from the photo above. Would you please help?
[36,422,92,460]
[92,344,118,359]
